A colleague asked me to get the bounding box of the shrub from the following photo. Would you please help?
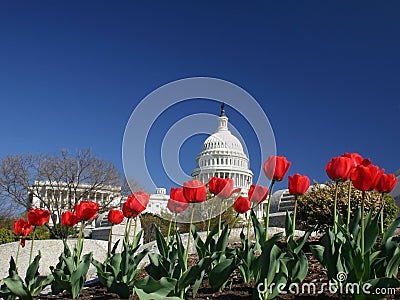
[297,181,398,231]
[140,213,170,244]
[30,225,52,240]
[0,228,18,245]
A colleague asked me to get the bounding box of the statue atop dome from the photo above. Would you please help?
[220,102,226,117]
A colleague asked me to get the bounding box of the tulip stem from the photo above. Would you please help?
[333,182,339,235]
[16,239,21,267]
[108,225,113,256]
[264,180,275,241]
[361,191,366,257]
[229,212,240,236]
[133,217,138,238]
[76,222,84,265]
[29,226,36,265]
[246,211,251,241]
[207,205,213,235]
[292,195,298,236]
[265,180,275,241]
[184,207,195,270]
[124,218,130,243]
[174,212,178,233]
[127,218,133,244]
[167,213,174,244]
[218,198,223,238]
[346,180,352,228]
[380,193,385,234]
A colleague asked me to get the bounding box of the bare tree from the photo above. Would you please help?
[0,149,121,237]
[120,177,145,197]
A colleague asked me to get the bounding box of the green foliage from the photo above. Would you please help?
[28,226,51,240]
[298,181,398,230]
[134,276,180,300]
[141,208,240,244]
[0,228,18,245]
[50,224,77,240]
[0,252,53,300]
[310,209,400,299]
[140,213,171,244]
[0,224,52,245]
[50,240,92,298]
[249,210,313,299]
[282,212,314,286]
[92,230,148,298]
[144,225,213,298]
[191,223,237,291]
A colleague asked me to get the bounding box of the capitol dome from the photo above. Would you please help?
[191,103,253,192]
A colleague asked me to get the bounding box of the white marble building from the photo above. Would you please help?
[145,188,169,215]
[29,180,122,217]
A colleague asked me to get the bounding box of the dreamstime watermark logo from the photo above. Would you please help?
[257,272,397,296]
[122,77,276,222]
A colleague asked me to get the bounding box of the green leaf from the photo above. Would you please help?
[132,229,143,249]
[25,252,41,289]
[3,276,31,300]
[215,223,229,253]
[109,281,130,298]
[366,277,400,290]
[70,252,92,299]
[364,209,379,253]
[208,258,236,290]
[134,276,179,300]
[191,224,205,259]
[251,210,265,248]
[8,256,17,277]
[155,225,168,257]
[146,253,169,279]
[350,208,361,237]
[110,239,120,254]
[285,211,293,238]
[382,217,400,245]
[310,245,324,264]
[293,227,316,254]
[386,247,400,277]
[32,274,53,296]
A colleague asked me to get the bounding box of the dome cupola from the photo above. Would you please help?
[191,103,253,192]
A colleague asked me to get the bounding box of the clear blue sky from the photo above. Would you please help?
[0,1,399,192]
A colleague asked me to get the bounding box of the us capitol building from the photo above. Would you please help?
[191,103,253,193]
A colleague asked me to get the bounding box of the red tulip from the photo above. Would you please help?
[183,179,207,203]
[167,187,189,213]
[288,174,310,195]
[208,177,234,199]
[375,173,398,193]
[21,238,26,248]
[27,208,51,226]
[108,209,124,225]
[326,156,353,182]
[233,196,251,214]
[122,191,149,218]
[130,190,151,207]
[342,152,363,169]
[14,218,33,236]
[75,200,99,221]
[248,184,268,204]
[350,159,383,191]
[61,211,80,227]
[263,156,291,181]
